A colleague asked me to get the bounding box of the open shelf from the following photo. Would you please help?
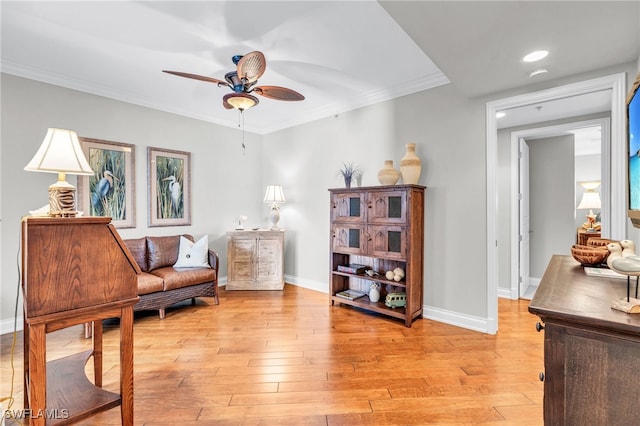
[331,270,407,289]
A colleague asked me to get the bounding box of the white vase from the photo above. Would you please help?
[400,143,422,184]
[369,283,381,303]
[377,160,400,185]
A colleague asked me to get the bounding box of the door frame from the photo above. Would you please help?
[485,72,626,334]
[510,118,611,299]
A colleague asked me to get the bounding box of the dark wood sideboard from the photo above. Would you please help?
[21,217,139,425]
[529,255,640,425]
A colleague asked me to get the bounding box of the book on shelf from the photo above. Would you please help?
[335,289,366,300]
[337,264,368,274]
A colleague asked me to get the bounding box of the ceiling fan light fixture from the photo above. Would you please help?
[224,92,259,111]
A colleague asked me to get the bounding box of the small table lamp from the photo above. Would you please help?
[264,185,286,229]
[577,181,601,231]
[24,128,94,217]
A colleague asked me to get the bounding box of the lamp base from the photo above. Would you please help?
[48,180,77,217]
[268,205,280,230]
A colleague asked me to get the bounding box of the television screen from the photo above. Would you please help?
[629,78,640,210]
[628,72,640,228]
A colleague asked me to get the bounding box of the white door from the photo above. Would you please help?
[519,138,530,297]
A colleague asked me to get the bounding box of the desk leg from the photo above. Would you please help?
[93,320,103,388]
[28,323,46,426]
[120,306,134,426]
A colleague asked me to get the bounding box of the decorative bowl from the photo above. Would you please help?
[571,244,609,266]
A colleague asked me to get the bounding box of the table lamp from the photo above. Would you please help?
[24,128,94,217]
[577,181,601,231]
[264,185,286,229]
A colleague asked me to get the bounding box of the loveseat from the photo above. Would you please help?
[123,234,219,319]
[85,233,219,338]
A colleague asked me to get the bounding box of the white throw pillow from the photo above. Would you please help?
[173,235,210,268]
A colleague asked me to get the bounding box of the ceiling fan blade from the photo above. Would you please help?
[254,86,305,101]
[163,70,229,87]
[237,51,266,83]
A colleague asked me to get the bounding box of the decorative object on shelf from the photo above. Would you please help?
[377,160,400,185]
[577,181,601,231]
[24,128,94,217]
[264,185,286,229]
[77,137,136,228]
[385,292,407,308]
[148,147,191,227]
[385,270,395,280]
[369,282,381,303]
[235,215,248,230]
[337,162,360,188]
[393,267,405,282]
[365,269,379,277]
[400,143,422,184]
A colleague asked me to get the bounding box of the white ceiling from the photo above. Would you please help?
[1,1,639,135]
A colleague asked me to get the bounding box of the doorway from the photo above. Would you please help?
[484,72,626,334]
[511,118,609,300]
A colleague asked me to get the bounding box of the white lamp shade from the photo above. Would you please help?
[577,191,601,210]
[24,128,93,175]
[264,185,286,204]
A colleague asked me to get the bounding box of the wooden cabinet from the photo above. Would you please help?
[529,255,640,425]
[226,230,284,290]
[21,217,139,426]
[329,184,425,327]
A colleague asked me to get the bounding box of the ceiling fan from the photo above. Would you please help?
[163,51,305,111]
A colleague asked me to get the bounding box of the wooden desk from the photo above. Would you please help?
[576,228,600,245]
[21,217,138,425]
[529,255,640,425]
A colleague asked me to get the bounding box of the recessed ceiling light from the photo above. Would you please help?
[523,50,549,62]
[496,111,506,118]
[529,68,549,78]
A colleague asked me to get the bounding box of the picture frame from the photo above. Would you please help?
[148,146,191,227]
[78,137,136,228]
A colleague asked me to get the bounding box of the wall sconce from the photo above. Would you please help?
[264,185,286,229]
[24,128,94,216]
[577,181,601,231]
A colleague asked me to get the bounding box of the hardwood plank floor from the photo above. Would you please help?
[0,285,543,425]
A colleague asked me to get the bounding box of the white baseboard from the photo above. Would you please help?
[0,316,23,335]
[498,287,516,299]
[284,274,327,293]
[422,304,495,334]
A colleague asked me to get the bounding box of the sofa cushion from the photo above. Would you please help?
[173,235,210,268]
[147,235,188,270]
[124,237,148,272]
[152,266,216,291]
[137,272,164,295]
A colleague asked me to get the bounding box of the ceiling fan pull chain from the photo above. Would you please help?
[238,109,246,155]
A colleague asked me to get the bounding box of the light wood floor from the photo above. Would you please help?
[0,285,543,425]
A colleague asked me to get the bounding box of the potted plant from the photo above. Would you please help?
[337,162,360,188]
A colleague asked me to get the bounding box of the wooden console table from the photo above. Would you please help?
[529,255,640,424]
[21,217,139,425]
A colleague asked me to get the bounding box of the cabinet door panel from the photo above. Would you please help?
[332,224,365,254]
[228,238,255,283]
[367,191,407,224]
[367,225,406,260]
[331,193,365,223]
[257,238,282,282]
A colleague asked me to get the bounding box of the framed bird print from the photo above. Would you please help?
[78,138,136,228]
[148,147,191,227]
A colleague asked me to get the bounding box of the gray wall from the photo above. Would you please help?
[528,135,575,278]
[0,74,264,331]
[2,60,639,333]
